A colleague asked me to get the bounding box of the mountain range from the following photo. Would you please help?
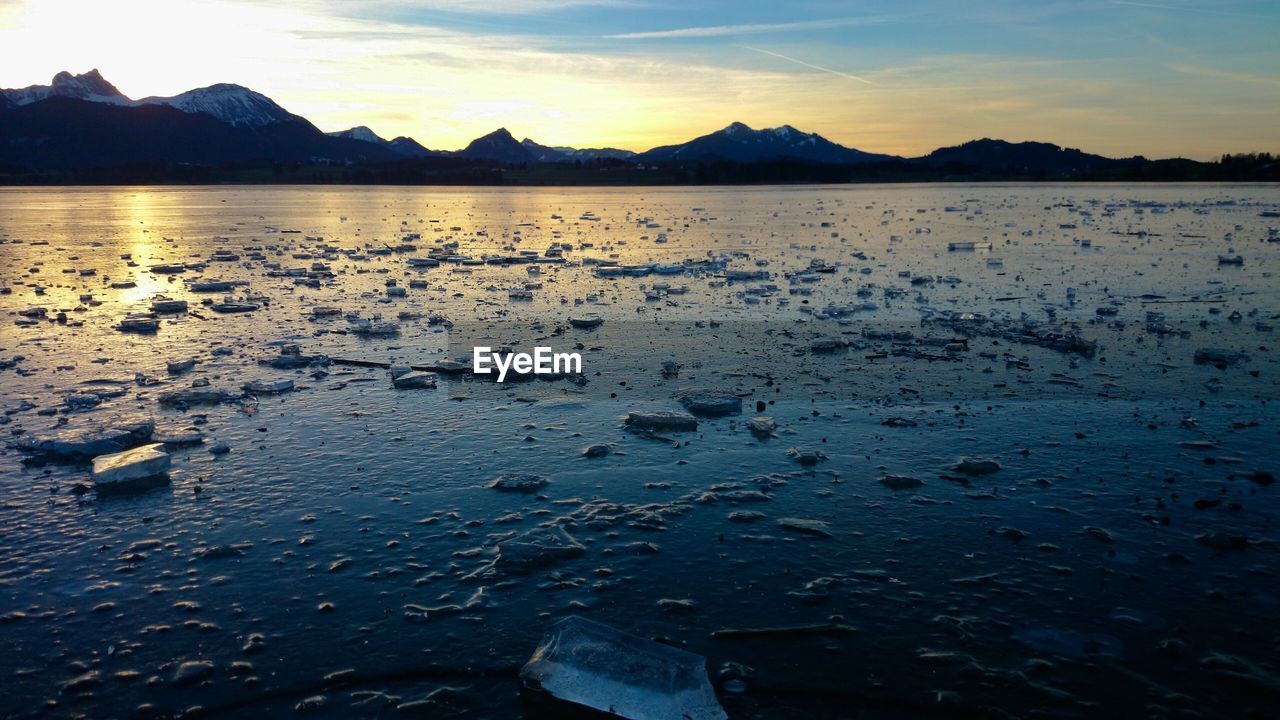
[324,125,638,164]
[634,121,893,164]
[326,126,435,158]
[2,69,303,128]
[1,69,1154,175]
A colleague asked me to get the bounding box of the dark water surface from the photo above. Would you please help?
[1,184,1277,719]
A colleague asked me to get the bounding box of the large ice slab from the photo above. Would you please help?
[519,615,727,720]
[15,420,154,459]
[91,443,171,486]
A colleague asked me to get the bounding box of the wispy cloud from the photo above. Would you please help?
[325,0,642,16]
[1110,1,1272,20]
[606,15,901,40]
[738,45,873,85]
[1171,62,1280,87]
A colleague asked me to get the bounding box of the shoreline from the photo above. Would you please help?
[2,178,1279,189]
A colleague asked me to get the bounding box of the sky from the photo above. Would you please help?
[0,0,1277,159]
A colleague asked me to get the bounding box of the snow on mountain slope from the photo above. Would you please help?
[636,121,890,164]
[327,126,387,144]
[326,126,435,157]
[0,70,302,128]
[521,138,636,161]
[0,69,130,107]
[137,84,301,128]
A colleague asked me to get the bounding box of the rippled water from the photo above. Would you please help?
[1,184,1277,719]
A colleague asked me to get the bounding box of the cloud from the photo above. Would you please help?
[319,0,642,16]
[738,46,873,85]
[1110,1,1273,20]
[606,15,903,40]
[1171,63,1280,87]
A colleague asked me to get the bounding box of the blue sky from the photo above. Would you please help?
[1,0,1277,158]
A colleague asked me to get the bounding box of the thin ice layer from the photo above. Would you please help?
[520,616,727,720]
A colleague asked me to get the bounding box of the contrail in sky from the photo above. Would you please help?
[1110,1,1271,19]
[607,15,903,40]
[738,45,874,85]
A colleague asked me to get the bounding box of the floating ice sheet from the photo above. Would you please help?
[520,616,727,720]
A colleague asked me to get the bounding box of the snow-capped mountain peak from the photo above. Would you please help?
[0,70,302,128]
[323,126,435,158]
[635,121,891,164]
[327,126,388,144]
[50,69,128,103]
[722,122,811,143]
[138,83,299,128]
[1,69,130,106]
[520,137,636,162]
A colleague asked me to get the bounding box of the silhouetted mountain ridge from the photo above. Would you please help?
[1,69,1251,180]
[635,121,893,164]
[327,126,437,158]
[917,138,1145,172]
[458,128,535,163]
[0,97,398,171]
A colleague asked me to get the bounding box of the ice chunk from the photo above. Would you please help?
[1194,347,1248,367]
[210,301,259,313]
[809,337,846,352]
[117,314,159,333]
[520,616,727,720]
[496,526,584,572]
[15,420,154,459]
[391,371,437,389]
[489,473,550,493]
[158,386,239,406]
[625,411,698,433]
[954,457,1002,475]
[678,390,741,417]
[91,443,171,486]
[243,378,295,394]
[151,298,188,313]
[568,314,604,329]
[189,280,240,292]
[155,428,204,447]
[262,347,329,369]
[746,416,776,438]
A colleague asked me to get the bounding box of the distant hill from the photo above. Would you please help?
[635,121,893,164]
[520,138,636,162]
[917,138,1144,173]
[458,128,536,164]
[388,136,434,158]
[326,127,633,164]
[327,125,386,144]
[519,138,566,162]
[327,126,436,158]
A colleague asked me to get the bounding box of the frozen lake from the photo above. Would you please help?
[1,183,1278,719]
